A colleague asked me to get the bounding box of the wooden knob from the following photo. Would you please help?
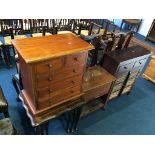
[70,90,74,94]
[48,64,53,68]
[71,80,75,84]
[74,57,78,61]
[73,69,77,73]
[48,89,53,93]
[49,100,52,104]
[48,77,52,81]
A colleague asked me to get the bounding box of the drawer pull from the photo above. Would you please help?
[139,62,142,65]
[48,89,53,93]
[48,64,53,68]
[73,69,77,73]
[74,57,78,61]
[70,90,74,94]
[48,77,52,81]
[124,66,127,69]
[71,80,75,84]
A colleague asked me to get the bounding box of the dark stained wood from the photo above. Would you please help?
[102,45,151,100]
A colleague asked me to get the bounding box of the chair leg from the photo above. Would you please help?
[73,107,81,132]
[12,77,21,101]
[2,46,13,68]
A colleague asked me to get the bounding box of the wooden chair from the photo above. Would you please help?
[0,85,17,135]
[29,19,52,37]
[120,19,142,33]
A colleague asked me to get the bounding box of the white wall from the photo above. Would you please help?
[138,19,154,37]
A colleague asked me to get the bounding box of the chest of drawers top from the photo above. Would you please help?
[12,33,94,63]
[104,45,151,64]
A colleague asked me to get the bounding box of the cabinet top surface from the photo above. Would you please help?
[105,45,151,63]
[12,33,94,63]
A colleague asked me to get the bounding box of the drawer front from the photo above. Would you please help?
[36,85,81,110]
[122,85,132,94]
[36,75,83,99]
[115,75,127,84]
[109,91,120,100]
[133,58,147,70]
[83,83,111,102]
[117,62,134,76]
[125,78,135,87]
[65,52,87,66]
[111,83,123,93]
[35,57,64,74]
[36,66,84,88]
[129,70,139,79]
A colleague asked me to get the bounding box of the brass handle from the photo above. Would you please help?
[48,89,53,93]
[48,77,52,81]
[48,64,53,68]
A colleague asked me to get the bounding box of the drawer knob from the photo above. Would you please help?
[48,77,52,81]
[48,64,53,68]
[139,62,142,65]
[73,69,77,73]
[124,66,127,69]
[48,89,53,93]
[74,57,78,61]
[70,90,74,94]
[71,80,75,84]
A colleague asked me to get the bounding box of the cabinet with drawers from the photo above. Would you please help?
[12,34,94,117]
[102,45,151,100]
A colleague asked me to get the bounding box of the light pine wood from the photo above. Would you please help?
[143,55,155,83]
[12,33,94,63]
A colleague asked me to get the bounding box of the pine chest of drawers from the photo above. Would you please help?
[102,45,151,100]
[12,34,94,117]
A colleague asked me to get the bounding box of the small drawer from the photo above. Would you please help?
[36,66,84,88]
[115,75,127,84]
[65,52,87,66]
[133,58,147,70]
[117,62,134,76]
[109,91,120,100]
[122,85,132,94]
[36,86,81,110]
[112,83,123,93]
[35,57,63,74]
[36,75,83,99]
[83,82,111,102]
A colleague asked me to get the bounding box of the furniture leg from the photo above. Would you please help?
[2,46,13,68]
[73,107,81,132]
